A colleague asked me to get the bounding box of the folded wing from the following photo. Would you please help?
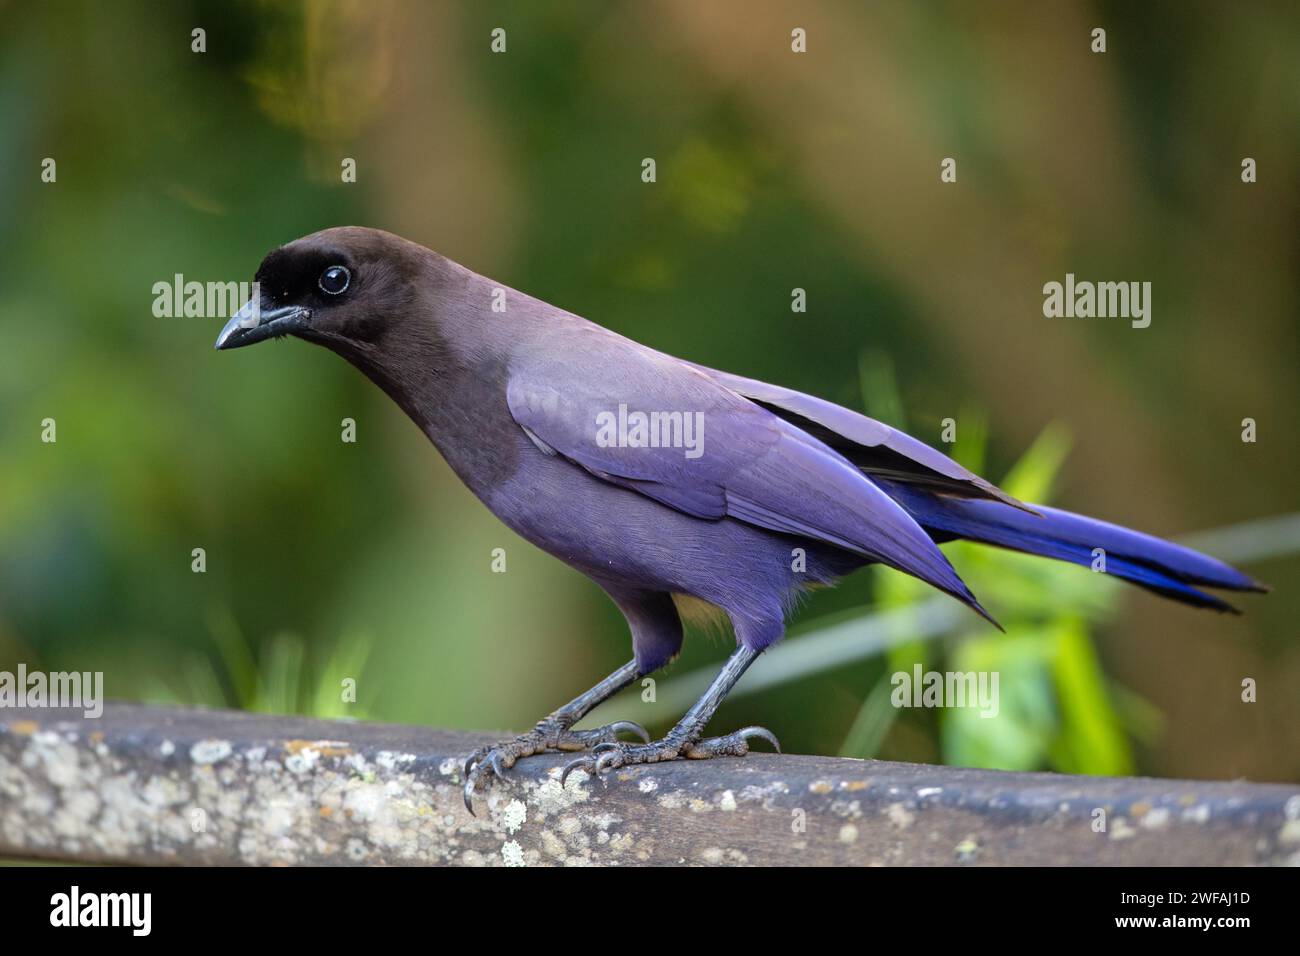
[686,362,1033,512]
[506,338,991,620]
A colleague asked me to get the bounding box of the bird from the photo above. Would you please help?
[215,226,1267,814]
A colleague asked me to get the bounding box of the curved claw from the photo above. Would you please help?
[463,777,478,817]
[490,751,508,778]
[606,720,651,744]
[736,726,781,753]
[594,750,625,774]
[463,750,484,778]
[560,756,596,788]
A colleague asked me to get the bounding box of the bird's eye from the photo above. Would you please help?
[318,265,351,295]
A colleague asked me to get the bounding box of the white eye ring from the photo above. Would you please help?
[319,265,351,295]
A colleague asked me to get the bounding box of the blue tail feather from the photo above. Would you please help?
[876,480,1265,613]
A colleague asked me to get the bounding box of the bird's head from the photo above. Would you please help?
[215,226,435,355]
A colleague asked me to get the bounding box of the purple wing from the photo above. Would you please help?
[506,338,991,620]
[685,362,1033,512]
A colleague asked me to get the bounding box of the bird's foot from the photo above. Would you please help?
[559,725,780,787]
[461,718,650,814]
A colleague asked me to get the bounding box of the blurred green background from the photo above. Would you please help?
[1,0,1296,783]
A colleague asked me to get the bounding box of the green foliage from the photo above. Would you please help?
[841,354,1141,775]
[146,606,373,719]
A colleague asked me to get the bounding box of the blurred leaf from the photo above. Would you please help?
[1048,617,1134,775]
[949,408,987,475]
[999,423,1072,505]
[1109,680,1165,747]
[942,630,1057,770]
[206,605,257,708]
[310,630,373,719]
[858,350,906,429]
[839,672,898,758]
[250,632,304,714]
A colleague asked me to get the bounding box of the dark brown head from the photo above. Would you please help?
[214,227,439,360]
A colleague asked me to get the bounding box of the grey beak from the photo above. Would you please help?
[214,298,310,350]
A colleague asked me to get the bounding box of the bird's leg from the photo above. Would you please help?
[462,659,648,812]
[560,644,778,786]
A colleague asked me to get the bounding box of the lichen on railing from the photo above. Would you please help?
[2,704,1297,866]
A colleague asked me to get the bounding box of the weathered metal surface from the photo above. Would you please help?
[1,704,1297,866]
